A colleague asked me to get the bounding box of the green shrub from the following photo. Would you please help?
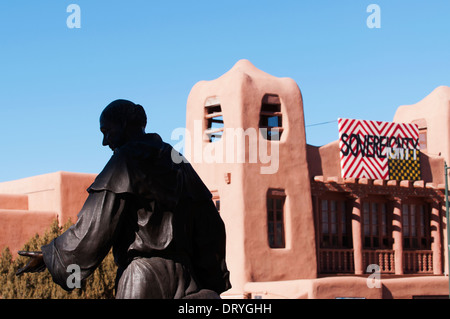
[0,219,116,299]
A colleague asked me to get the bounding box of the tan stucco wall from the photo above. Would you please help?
[244,275,449,299]
[0,171,96,255]
[0,209,56,255]
[0,194,28,210]
[186,60,317,296]
[394,86,450,164]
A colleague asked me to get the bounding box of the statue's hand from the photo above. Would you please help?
[16,251,46,276]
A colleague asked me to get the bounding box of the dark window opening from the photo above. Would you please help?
[260,94,283,141]
[319,198,352,249]
[211,190,220,214]
[205,96,224,142]
[362,200,392,249]
[267,189,286,248]
[402,202,431,250]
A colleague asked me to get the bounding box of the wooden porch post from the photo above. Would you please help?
[392,197,404,275]
[431,199,443,275]
[351,197,363,275]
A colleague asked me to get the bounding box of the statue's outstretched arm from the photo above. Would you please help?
[16,251,46,276]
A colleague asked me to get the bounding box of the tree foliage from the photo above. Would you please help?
[0,219,116,299]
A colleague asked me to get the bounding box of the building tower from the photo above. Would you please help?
[394,86,450,163]
[185,60,317,296]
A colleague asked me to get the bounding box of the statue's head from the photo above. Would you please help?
[100,99,147,151]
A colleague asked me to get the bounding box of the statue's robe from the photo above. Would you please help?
[42,133,231,298]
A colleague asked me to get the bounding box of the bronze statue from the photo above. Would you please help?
[16,99,231,299]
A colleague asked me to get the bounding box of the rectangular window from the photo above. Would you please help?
[260,94,283,141]
[362,199,391,249]
[419,128,427,151]
[205,96,224,142]
[412,119,427,152]
[211,190,220,214]
[267,189,286,248]
[402,202,431,249]
[319,197,351,248]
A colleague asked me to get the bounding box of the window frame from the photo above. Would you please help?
[259,94,283,141]
[319,194,352,249]
[211,190,220,214]
[412,118,427,152]
[204,96,224,142]
[402,200,431,250]
[267,189,286,249]
[361,197,392,249]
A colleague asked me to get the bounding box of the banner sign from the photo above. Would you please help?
[338,118,421,181]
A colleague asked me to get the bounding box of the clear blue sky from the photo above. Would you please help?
[0,0,449,182]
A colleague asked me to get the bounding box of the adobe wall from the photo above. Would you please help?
[236,62,317,282]
[306,141,341,179]
[186,60,317,295]
[0,171,96,224]
[59,171,97,224]
[0,171,96,255]
[186,63,248,295]
[419,152,445,184]
[244,276,449,299]
[0,172,63,215]
[0,194,28,210]
[394,86,450,164]
[0,210,56,255]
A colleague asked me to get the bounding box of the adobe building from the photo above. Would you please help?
[184,60,450,299]
[0,60,449,299]
[394,86,450,161]
[184,59,317,297]
[0,172,96,255]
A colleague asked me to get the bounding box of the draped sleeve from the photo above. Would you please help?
[41,191,126,291]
